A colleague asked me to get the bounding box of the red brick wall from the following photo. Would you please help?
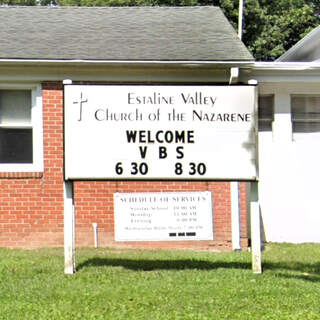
[74,181,248,250]
[240,182,249,248]
[0,82,64,248]
[0,81,249,250]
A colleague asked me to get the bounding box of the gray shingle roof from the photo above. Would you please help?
[0,6,253,62]
[277,25,320,62]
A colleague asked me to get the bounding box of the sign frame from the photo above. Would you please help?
[64,84,258,181]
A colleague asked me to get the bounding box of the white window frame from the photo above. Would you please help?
[291,94,320,135]
[258,94,274,132]
[0,84,43,172]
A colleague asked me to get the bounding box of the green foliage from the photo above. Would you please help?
[0,0,37,4]
[245,0,320,60]
[0,244,320,319]
[210,0,320,60]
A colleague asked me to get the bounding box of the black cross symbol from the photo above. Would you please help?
[73,92,88,121]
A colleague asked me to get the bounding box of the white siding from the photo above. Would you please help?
[258,83,320,243]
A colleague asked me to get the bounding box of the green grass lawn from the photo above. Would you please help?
[0,243,320,320]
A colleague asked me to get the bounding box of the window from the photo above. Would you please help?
[258,95,274,132]
[0,85,43,172]
[291,95,320,133]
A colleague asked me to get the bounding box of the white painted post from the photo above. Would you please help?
[231,182,241,250]
[93,223,98,248]
[64,181,75,274]
[250,182,262,274]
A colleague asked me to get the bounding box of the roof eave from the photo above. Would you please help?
[252,61,320,71]
[0,58,255,68]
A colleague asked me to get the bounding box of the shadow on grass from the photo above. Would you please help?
[77,257,251,272]
[263,261,320,273]
[263,261,320,282]
[275,273,320,282]
[77,258,320,281]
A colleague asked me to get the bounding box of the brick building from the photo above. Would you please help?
[0,6,255,250]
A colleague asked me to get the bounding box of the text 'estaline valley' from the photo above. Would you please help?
[128,91,217,107]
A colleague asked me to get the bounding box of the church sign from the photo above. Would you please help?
[64,85,257,180]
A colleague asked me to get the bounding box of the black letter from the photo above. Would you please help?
[126,130,137,143]
[139,146,148,159]
[176,146,184,159]
[159,147,167,159]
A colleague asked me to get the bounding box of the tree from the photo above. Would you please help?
[209,0,320,60]
[243,0,320,60]
[0,0,37,4]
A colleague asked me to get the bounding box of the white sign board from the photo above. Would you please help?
[114,192,213,241]
[64,85,257,180]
